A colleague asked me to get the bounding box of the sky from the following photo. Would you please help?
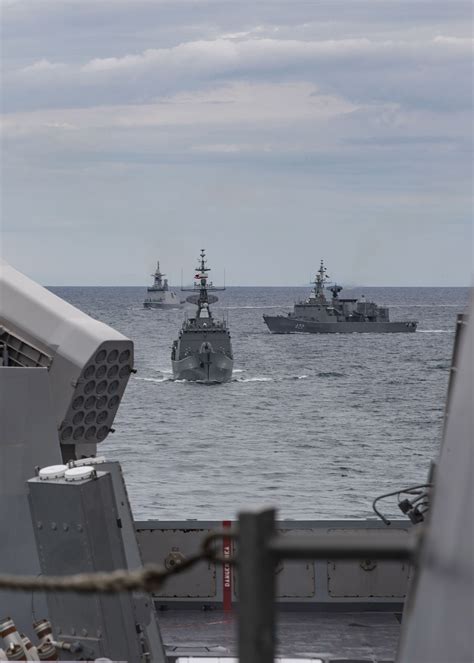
[1,0,472,286]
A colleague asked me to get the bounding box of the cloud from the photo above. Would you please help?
[3,34,472,114]
[0,82,360,140]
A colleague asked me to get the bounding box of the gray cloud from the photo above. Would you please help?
[1,0,472,285]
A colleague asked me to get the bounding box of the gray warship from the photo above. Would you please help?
[0,259,472,662]
[264,260,418,334]
[143,261,183,309]
[170,249,233,383]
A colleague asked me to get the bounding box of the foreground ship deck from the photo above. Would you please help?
[161,610,402,661]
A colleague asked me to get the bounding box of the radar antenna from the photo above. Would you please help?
[328,284,343,299]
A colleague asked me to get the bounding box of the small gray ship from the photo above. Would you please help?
[264,260,418,334]
[171,249,233,383]
[143,260,183,309]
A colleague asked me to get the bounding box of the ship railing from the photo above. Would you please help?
[0,507,417,663]
[234,507,416,663]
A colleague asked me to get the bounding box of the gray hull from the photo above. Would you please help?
[172,350,233,383]
[264,315,417,334]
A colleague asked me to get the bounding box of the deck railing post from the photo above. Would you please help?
[238,507,276,663]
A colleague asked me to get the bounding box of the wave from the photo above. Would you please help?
[217,305,283,310]
[235,376,273,383]
[235,374,308,383]
[134,376,170,383]
[416,329,454,333]
[232,369,244,373]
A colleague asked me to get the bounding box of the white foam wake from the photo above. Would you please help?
[222,305,283,310]
[134,376,170,383]
[236,376,273,383]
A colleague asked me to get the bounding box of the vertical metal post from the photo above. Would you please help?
[238,507,276,663]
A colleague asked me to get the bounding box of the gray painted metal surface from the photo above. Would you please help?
[263,316,417,334]
[397,296,473,663]
[0,367,62,632]
[238,509,276,663]
[135,520,410,610]
[0,260,134,453]
[28,470,166,662]
[161,610,401,661]
[97,461,167,659]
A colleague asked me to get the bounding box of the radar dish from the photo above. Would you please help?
[185,294,219,305]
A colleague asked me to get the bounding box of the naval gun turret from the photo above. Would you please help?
[171,249,233,383]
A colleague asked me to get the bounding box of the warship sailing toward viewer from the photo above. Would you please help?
[143,260,183,308]
[171,249,233,383]
[264,260,418,334]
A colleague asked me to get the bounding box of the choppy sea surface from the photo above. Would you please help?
[51,286,468,522]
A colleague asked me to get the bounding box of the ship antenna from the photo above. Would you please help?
[313,259,328,302]
[196,248,211,317]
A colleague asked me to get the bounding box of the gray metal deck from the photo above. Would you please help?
[161,609,400,661]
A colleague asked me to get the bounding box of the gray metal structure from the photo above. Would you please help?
[263,260,417,334]
[28,467,166,662]
[397,294,473,663]
[144,261,183,309]
[0,260,134,459]
[136,519,411,611]
[0,366,62,633]
[171,250,233,383]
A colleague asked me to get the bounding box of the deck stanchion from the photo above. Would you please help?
[238,508,276,663]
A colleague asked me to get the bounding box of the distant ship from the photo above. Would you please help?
[263,260,418,334]
[143,261,183,309]
[171,249,233,383]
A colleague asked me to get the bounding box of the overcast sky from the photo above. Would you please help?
[1,0,472,286]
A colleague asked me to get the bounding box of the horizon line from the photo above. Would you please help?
[46,283,471,289]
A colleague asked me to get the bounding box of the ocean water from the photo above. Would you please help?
[51,285,469,522]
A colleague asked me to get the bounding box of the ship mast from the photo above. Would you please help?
[312,260,329,302]
[195,249,212,317]
[152,261,165,289]
[181,249,225,319]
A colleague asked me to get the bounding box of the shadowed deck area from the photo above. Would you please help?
[161,609,401,661]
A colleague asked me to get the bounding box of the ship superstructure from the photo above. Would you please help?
[143,260,183,309]
[171,249,233,383]
[263,260,418,334]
